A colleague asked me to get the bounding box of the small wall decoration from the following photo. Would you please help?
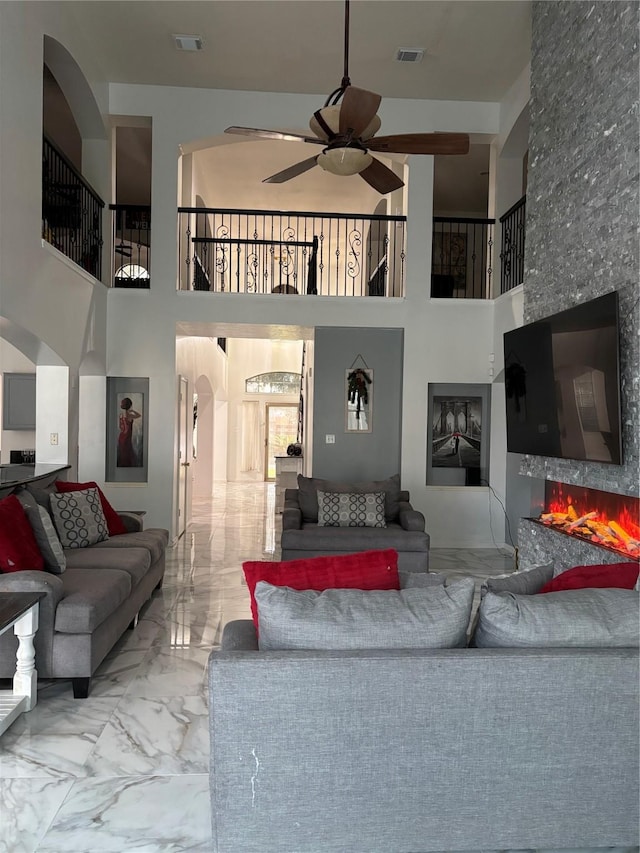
[106,377,149,483]
[427,383,491,486]
[345,356,373,433]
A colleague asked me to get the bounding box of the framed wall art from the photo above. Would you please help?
[426,383,491,486]
[106,376,149,482]
[345,365,373,432]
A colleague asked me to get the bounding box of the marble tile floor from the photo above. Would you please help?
[0,482,516,853]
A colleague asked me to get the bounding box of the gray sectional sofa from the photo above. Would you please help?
[281,474,430,571]
[0,481,168,698]
[208,563,639,853]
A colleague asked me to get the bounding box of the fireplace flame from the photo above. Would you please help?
[540,488,640,559]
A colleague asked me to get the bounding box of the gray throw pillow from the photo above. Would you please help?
[17,495,66,573]
[317,491,387,528]
[480,563,554,598]
[401,571,446,589]
[49,487,109,549]
[473,587,640,648]
[297,473,401,523]
[256,578,475,651]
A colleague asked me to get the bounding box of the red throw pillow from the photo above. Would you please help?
[55,480,127,536]
[243,549,400,629]
[539,561,640,594]
[0,494,44,573]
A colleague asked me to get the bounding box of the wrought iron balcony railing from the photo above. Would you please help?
[499,195,526,294]
[431,217,495,299]
[42,135,104,279]
[110,204,151,288]
[178,207,406,297]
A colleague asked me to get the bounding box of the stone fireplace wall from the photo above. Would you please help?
[522,1,639,498]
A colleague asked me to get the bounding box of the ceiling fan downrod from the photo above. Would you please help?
[324,0,351,107]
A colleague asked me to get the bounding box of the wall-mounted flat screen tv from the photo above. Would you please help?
[503,291,622,464]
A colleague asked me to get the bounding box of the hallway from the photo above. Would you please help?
[0,483,513,852]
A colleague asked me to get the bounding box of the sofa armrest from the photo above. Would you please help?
[221,619,259,651]
[282,494,302,530]
[0,570,64,607]
[117,512,144,533]
[398,500,426,532]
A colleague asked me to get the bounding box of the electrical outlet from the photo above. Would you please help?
[325,434,335,444]
[50,433,58,445]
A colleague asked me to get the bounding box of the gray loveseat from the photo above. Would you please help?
[208,562,639,853]
[0,480,168,698]
[281,473,430,571]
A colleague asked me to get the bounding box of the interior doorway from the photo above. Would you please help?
[264,403,298,481]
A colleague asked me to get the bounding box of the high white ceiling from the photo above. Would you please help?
[67,0,531,103]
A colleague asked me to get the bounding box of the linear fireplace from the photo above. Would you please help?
[530,481,639,561]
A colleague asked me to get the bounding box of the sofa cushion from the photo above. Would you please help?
[281,522,429,553]
[317,491,387,528]
[0,494,44,573]
[49,488,110,549]
[16,489,66,573]
[297,473,401,522]
[55,568,132,633]
[91,528,168,564]
[473,587,640,648]
[243,549,399,628]
[539,561,640,594]
[63,545,151,587]
[255,578,475,650]
[54,479,127,536]
[480,563,554,598]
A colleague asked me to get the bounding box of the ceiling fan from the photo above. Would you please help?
[224,0,469,194]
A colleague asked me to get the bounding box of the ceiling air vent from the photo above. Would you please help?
[395,48,425,63]
[173,34,204,52]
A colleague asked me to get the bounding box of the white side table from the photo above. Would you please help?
[0,592,44,736]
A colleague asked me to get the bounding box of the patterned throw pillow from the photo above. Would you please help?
[49,488,109,549]
[317,491,387,528]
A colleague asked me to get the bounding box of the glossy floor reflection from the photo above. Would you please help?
[0,482,515,853]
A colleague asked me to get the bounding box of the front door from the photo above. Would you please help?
[264,404,298,481]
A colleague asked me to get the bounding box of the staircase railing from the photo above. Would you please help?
[499,195,526,293]
[178,207,406,297]
[42,135,104,279]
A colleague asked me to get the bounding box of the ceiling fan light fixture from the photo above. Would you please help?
[317,147,373,176]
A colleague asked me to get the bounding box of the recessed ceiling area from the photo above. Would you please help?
[66,1,531,102]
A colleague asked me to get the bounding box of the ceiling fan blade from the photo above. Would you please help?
[339,87,382,137]
[225,126,324,145]
[359,158,404,194]
[368,133,470,156]
[263,156,319,184]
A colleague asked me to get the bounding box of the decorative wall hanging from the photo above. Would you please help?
[345,355,373,432]
[106,377,149,483]
[426,383,491,486]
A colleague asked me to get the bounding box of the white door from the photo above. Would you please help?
[176,375,190,539]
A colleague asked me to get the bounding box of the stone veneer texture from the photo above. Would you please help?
[522,1,639,497]
[518,519,638,573]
